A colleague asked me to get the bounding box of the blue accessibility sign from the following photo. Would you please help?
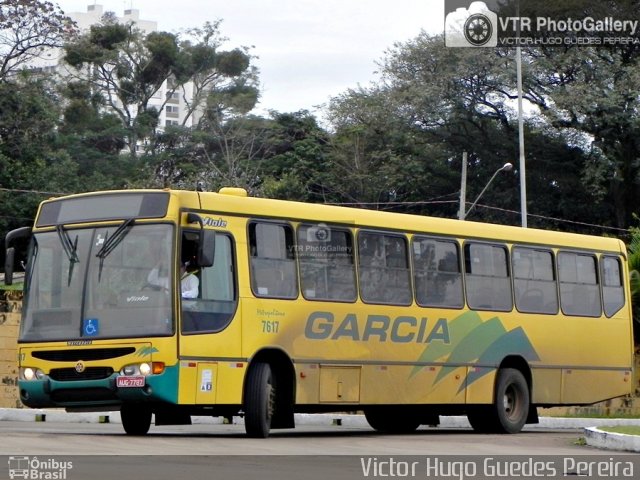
[82,318,99,337]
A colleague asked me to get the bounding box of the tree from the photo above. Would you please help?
[325,32,614,230]
[259,110,331,202]
[63,18,178,157]
[63,15,256,161]
[56,80,134,189]
[626,222,640,344]
[0,0,76,82]
[0,75,72,251]
[527,44,640,228]
[176,21,258,127]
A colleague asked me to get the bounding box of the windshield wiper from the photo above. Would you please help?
[96,218,136,280]
[56,225,79,286]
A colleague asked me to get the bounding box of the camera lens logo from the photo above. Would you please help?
[445,1,498,48]
[307,223,331,242]
[464,13,493,46]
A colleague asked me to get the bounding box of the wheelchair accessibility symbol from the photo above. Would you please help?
[83,318,99,337]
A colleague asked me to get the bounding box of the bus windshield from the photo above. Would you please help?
[21,224,174,341]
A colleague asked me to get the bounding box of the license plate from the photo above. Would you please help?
[116,376,145,388]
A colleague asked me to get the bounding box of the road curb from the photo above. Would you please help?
[2,408,640,452]
[584,426,640,453]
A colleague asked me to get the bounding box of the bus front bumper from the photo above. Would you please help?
[18,365,178,408]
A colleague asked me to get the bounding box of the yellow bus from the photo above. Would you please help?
[4,188,634,437]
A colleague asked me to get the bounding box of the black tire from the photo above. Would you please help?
[121,403,152,436]
[244,362,275,438]
[466,408,493,433]
[364,407,421,433]
[467,368,530,434]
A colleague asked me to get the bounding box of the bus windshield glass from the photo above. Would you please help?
[21,224,174,341]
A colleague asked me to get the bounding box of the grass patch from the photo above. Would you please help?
[600,426,640,436]
[548,413,640,419]
[0,283,23,292]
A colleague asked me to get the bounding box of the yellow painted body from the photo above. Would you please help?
[19,189,634,413]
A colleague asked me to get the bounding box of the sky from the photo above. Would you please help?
[53,1,444,115]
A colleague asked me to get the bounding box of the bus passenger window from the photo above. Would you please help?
[249,222,298,299]
[181,234,237,333]
[602,256,624,317]
[558,252,601,317]
[297,225,356,302]
[358,232,411,305]
[464,243,512,311]
[412,237,463,308]
[513,247,558,314]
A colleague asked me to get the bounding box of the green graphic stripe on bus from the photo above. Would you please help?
[410,311,540,390]
[433,317,506,385]
[410,311,482,377]
[136,346,159,357]
[456,327,540,393]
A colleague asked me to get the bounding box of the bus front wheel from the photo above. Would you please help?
[467,368,529,434]
[120,403,152,435]
[244,362,276,438]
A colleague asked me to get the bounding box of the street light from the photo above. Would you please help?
[463,162,513,220]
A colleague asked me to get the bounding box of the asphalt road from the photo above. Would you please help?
[1,422,638,480]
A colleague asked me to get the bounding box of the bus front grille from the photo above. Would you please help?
[49,367,114,381]
[33,348,136,362]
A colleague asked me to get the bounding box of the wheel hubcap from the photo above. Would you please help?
[503,385,518,419]
[266,383,275,419]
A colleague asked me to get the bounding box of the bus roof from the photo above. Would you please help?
[37,188,626,255]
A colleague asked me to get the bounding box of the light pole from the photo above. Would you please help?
[463,162,513,220]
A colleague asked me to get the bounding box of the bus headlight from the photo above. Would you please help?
[139,363,152,376]
[21,367,45,381]
[120,362,165,377]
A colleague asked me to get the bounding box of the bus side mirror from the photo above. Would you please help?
[4,247,15,286]
[198,230,216,268]
[186,213,215,268]
[4,226,31,286]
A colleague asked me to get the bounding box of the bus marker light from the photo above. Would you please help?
[152,362,165,374]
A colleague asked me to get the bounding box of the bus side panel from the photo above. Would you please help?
[531,368,562,404]
[561,369,632,404]
[359,365,467,404]
[464,367,496,404]
[295,363,320,404]
[214,361,246,404]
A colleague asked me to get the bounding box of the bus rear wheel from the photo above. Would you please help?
[364,407,421,433]
[467,368,529,434]
[244,362,276,438]
[120,403,152,435]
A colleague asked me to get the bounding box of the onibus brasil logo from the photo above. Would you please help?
[8,456,73,479]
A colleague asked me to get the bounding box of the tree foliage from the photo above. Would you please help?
[3,4,640,261]
[0,0,76,82]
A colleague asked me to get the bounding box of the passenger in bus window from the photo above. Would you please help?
[181,261,199,299]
